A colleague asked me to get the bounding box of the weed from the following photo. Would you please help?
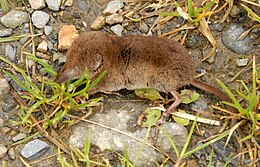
[217,56,259,135]
[159,0,215,24]
[0,53,105,130]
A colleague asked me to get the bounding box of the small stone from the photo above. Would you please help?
[140,22,149,33]
[222,23,252,54]
[103,0,124,15]
[58,25,79,50]
[44,26,52,35]
[47,41,53,51]
[90,16,105,30]
[12,133,27,142]
[0,77,10,98]
[105,13,123,25]
[8,147,15,160]
[65,0,73,7]
[111,24,124,36]
[236,58,249,67]
[52,52,62,62]
[28,0,46,10]
[0,10,29,28]
[0,144,7,158]
[32,11,50,29]
[5,44,17,61]
[58,54,66,64]
[0,127,11,135]
[77,0,88,11]
[21,139,50,160]
[37,41,48,53]
[0,28,12,37]
[46,0,61,11]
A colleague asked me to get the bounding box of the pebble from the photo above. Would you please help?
[52,52,62,62]
[37,41,48,53]
[0,77,10,99]
[111,24,124,36]
[21,139,50,160]
[46,0,61,11]
[58,25,79,50]
[32,11,50,29]
[12,133,27,142]
[0,127,11,135]
[140,22,149,33]
[28,0,46,10]
[8,147,16,160]
[236,58,249,67]
[2,96,17,112]
[0,28,12,37]
[77,0,88,12]
[221,23,252,54]
[58,54,66,64]
[65,0,73,7]
[0,10,29,28]
[5,43,17,61]
[103,0,124,15]
[47,41,53,51]
[90,16,105,30]
[190,97,209,111]
[44,26,52,35]
[105,13,124,25]
[0,144,7,158]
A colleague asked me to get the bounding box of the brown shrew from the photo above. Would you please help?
[56,31,230,122]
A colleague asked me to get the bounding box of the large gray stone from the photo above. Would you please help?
[0,10,29,28]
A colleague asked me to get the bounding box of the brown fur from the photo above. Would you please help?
[56,31,229,101]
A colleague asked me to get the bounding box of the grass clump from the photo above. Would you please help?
[217,56,259,138]
[0,53,105,129]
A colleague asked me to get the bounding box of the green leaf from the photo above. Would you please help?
[172,109,190,126]
[180,89,200,104]
[143,108,161,126]
[135,88,163,101]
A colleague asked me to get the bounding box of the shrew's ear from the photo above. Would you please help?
[91,54,103,72]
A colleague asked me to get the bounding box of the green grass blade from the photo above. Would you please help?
[194,1,214,16]
[180,114,199,158]
[0,0,9,13]
[159,12,179,17]
[25,53,57,77]
[217,79,245,113]
[133,124,151,166]
[241,3,260,23]
[187,0,194,17]
[87,71,106,91]
[156,125,180,158]
[3,70,43,100]
[184,129,230,157]
[21,99,46,124]
[0,34,32,42]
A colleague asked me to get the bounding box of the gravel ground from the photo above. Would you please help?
[0,0,260,166]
